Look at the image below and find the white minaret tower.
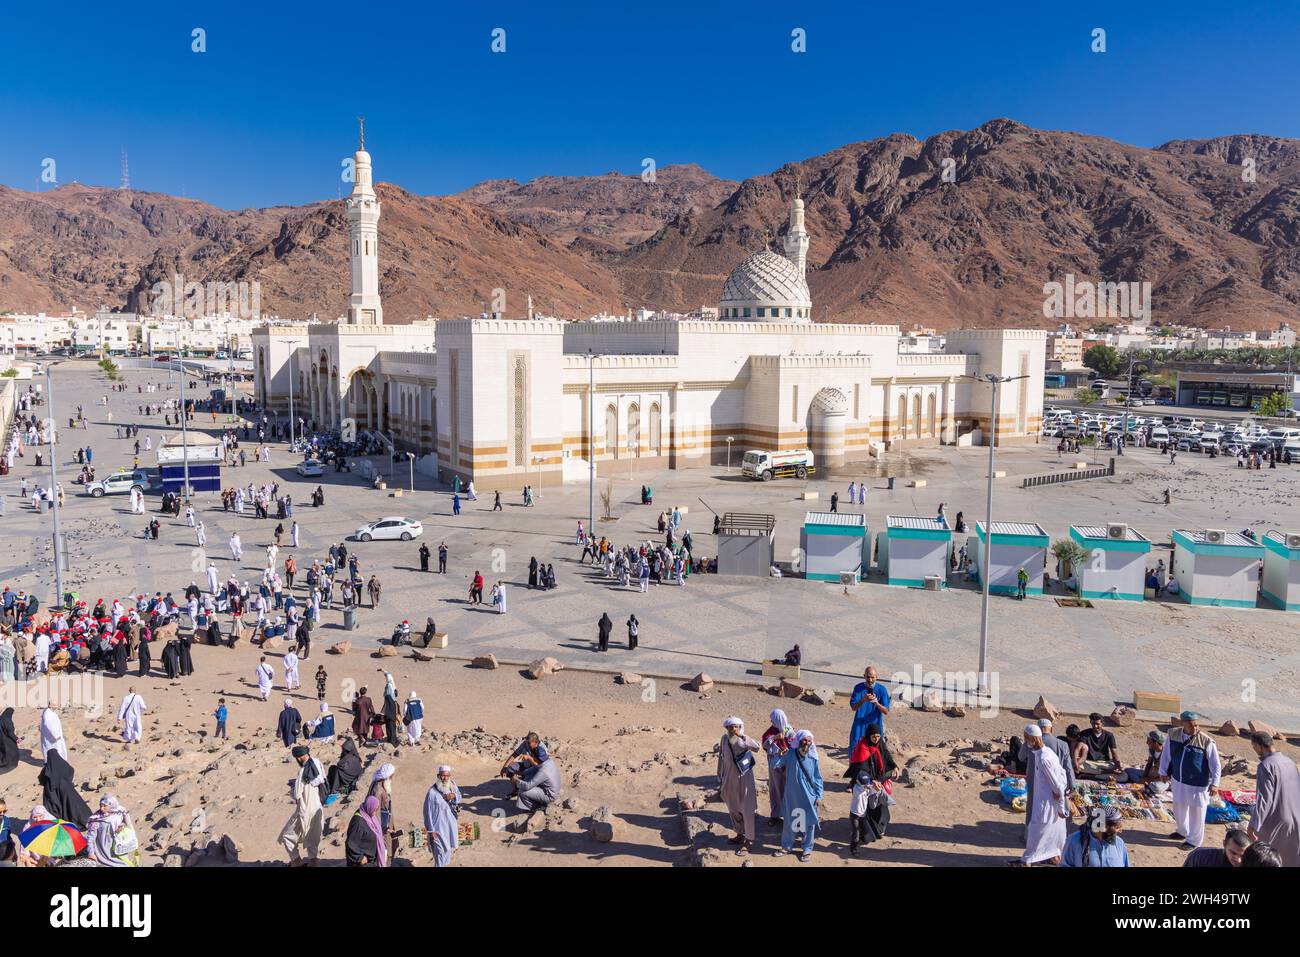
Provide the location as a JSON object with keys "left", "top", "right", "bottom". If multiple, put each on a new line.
{"left": 784, "top": 192, "right": 809, "bottom": 281}
{"left": 346, "top": 117, "right": 383, "bottom": 325}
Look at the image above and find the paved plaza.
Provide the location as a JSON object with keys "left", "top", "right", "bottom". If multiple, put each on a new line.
{"left": 7, "top": 360, "right": 1300, "bottom": 729}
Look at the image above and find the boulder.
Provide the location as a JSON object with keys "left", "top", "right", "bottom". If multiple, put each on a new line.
{"left": 616, "top": 672, "right": 642, "bottom": 686}
{"left": 528, "top": 656, "right": 563, "bottom": 679}
{"left": 376, "top": 644, "right": 398, "bottom": 658}
{"left": 806, "top": 687, "right": 835, "bottom": 707}
{"left": 779, "top": 678, "right": 806, "bottom": 699}
{"left": 1032, "top": 696, "right": 1059, "bottom": 721}
{"left": 327, "top": 641, "right": 351, "bottom": 655}
{"left": 471, "top": 654, "right": 499, "bottom": 670}
{"left": 1248, "top": 719, "right": 1284, "bottom": 741}
{"left": 588, "top": 806, "right": 617, "bottom": 843}
{"left": 1109, "top": 706, "right": 1135, "bottom": 728}
{"left": 689, "top": 672, "right": 714, "bottom": 693}
{"left": 261, "top": 635, "right": 282, "bottom": 651}
{"left": 1218, "top": 720, "right": 1241, "bottom": 737}
{"left": 919, "top": 690, "right": 943, "bottom": 713}
{"left": 944, "top": 705, "right": 967, "bottom": 718}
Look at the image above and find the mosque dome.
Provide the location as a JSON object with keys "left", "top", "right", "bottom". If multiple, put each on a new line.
{"left": 719, "top": 250, "right": 811, "bottom": 321}
{"left": 810, "top": 387, "right": 849, "bottom": 415}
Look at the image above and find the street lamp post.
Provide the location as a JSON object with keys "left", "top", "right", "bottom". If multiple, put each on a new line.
{"left": 587, "top": 350, "right": 596, "bottom": 535}
{"left": 45, "top": 368, "right": 65, "bottom": 606}
{"left": 287, "top": 348, "right": 296, "bottom": 451}
{"left": 174, "top": 360, "right": 192, "bottom": 502}
{"left": 962, "top": 372, "right": 1029, "bottom": 694}
{"left": 726, "top": 435, "right": 735, "bottom": 470}
{"left": 407, "top": 452, "right": 415, "bottom": 493}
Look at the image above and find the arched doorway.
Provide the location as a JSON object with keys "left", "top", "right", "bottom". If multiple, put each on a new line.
{"left": 912, "top": 394, "right": 923, "bottom": 438}
{"left": 605, "top": 404, "right": 618, "bottom": 458}
{"left": 627, "top": 403, "right": 640, "bottom": 457}
{"left": 927, "top": 393, "right": 937, "bottom": 437}
{"left": 649, "top": 402, "right": 662, "bottom": 455}
{"left": 897, "top": 394, "right": 908, "bottom": 439}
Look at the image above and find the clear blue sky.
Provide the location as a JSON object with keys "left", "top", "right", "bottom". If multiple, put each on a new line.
{"left": 3, "top": 1, "right": 1298, "bottom": 209}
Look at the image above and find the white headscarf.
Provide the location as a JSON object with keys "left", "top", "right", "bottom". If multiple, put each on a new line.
{"left": 1023, "top": 724, "right": 1042, "bottom": 738}
{"left": 372, "top": 762, "right": 395, "bottom": 783}
{"left": 793, "top": 729, "right": 818, "bottom": 758}
{"left": 722, "top": 716, "right": 743, "bottom": 730}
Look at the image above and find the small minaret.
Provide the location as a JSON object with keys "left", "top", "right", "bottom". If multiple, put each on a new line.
{"left": 784, "top": 192, "right": 809, "bottom": 281}
{"left": 346, "top": 117, "right": 383, "bottom": 325}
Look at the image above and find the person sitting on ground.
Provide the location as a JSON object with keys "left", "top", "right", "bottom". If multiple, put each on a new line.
{"left": 513, "top": 752, "right": 562, "bottom": 817}
{"left": 1076, "top": 713, "right": 1121, "bottom": 777}
{"left": 500, "top": 732, "right": 549, "bottom": 797}
{"left": 1060, "top": 805, "right": 1130, "bottom": 867}
{"left": 1127, "top": 730, "right": 1169, "bottom": 793}
{"left": 1165, "top": 576, "right": 1181, "bottom": 595}
{"left": 1241, "top": 842, "right": 1283, "bottom": 867}
{"left": 1183, "top": 827, "right": 1252, "bottom": 867}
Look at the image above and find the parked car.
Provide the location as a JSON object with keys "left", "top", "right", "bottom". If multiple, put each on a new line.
{"left": 353, "top": 517, "right": 423, "bottom": 542}
{"left": 295, "top": 459, "right": 325, "bottom": 477}
{"left": 86, "top": 469, "right": 151, "bottom": 497}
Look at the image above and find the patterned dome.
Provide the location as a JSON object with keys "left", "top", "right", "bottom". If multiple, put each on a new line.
{"left": 720, "top": 250, "right": 811, "bottom": 319}
{"left": 810, "top": 387, "right": 849, "bottom": 415}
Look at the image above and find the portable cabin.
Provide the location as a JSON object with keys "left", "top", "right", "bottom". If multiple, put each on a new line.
{"left": 1260, "top": 530, "right": 1300, "bottom": 612}
{"left": 157, "top": 432, "right": 223, "bottom": 494}
{"left": 972, "top": 521, "right": 1049, "bottom": 596}
{"left": 717, "top": 512, "right": 776, "bottom": 577}
{"left": 800, "top": 511, "right": 868, "bottom": 582}
{"left": 878, "top": 515, "right": 952, "bottom": 587}
{"left": 1069, "top": 523, "right": 1151, "bottom": 602}
{"left": 1170, "top": 529, "right": 1264, "bottom": 609}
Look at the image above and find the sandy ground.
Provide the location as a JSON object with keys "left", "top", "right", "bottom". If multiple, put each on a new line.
{"left": 1, "top": 640, "right": 1289, "bottom": 867}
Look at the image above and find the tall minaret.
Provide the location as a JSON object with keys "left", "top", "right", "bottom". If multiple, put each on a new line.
{"left": 784, "top": 191, "right": 809, "bottom": 281}
{"left": 346, "top": 117, "right": 383, "bottom": 325}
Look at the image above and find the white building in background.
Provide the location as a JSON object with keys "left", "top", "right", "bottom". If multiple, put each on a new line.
{"left": 256, "top": 133, "right": 1046, "bottom": 488}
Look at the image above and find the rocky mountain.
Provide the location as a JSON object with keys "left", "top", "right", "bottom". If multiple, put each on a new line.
{"left": 0, "top": 182, "right": 624, "bottom": 321}
{"left": 4, "top": 121, "right": 1300, "bottom": 330}
{"left": 456, "top": 163, "right": 737, "bottom": 253}
{"left": 612, "top": 120, "right": 1300, "bottom": 331}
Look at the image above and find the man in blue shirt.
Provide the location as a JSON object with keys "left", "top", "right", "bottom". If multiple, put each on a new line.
{"left": 1061, "top": 806, "right": 1130, "bottom": 867}
{"left": 849, "top": 665, "right": 890, "bottom": 753}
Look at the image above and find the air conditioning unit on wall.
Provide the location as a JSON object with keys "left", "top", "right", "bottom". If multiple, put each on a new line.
{"left": 1107, "top": 523, "right": 1129, "bottom": 540}
{"left": 1285, "top": 532, "right": 1300, "bottom": 550}
{"left": 1204, "top": 529, "right": 1226, "bottom": 545}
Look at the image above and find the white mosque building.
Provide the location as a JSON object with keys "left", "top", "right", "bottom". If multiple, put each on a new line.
{"left": 254, "top": 132, "right": 1045, "bottom": 488}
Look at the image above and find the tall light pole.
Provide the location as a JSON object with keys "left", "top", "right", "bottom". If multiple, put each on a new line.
{"left": 962, "top": 372, "right": 1029, "bottom": 694}
{"left": 726, "top": 435, "right": 735, "bottom": 470}
{"left": 45, "top": 368, "right": 65, "bottom": 606}
{"left": 172, "top": 359, "right": 192, "bottom": 502}
{"left": 587, "top": 349, "right": 596, "bottom": 534}
{"left": 287, "top": 348, "right": 296, "bottom": 451}
{"left": 407, "top": 451, "right": 415, "bottom": 493}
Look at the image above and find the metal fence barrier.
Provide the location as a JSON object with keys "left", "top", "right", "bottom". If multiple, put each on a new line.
{"left": 1022, "top": 457, "right": 1116, "bottom": 489}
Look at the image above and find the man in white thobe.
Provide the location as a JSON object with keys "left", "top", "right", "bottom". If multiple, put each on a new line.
{"left": 117, "top": 688, "right": 147, "bottom": 744}
{"left": 266, "top": 543, "right": 278, "bottom": 570}
{"left": 196, "top": 521, "right": 206, "bottom": 547}
{"left": 1020, "top": 724, "right": 1068, "bottom": 865}
{"left": 279, "top": 745, "right": 325, "bottom": 865}
{"left": 206, "top": 562, "right": 220, "bottom": 595}
{"left": 40, "top": 706, "right": 68, "bottom": 761}
{"left": 34, "top": 631, "right": 52, "bottom": 673}
{"left": 255, "top": 656, "right": 275, "bottom": 700}
{"left": 1159, "top": 710, "right": 1221, "bottom": 850}
{"left": 283, "top": 649, "right": 300, "bottom": 691}
{"left": 229, "top": 533, "right": 243, "bottom": 562}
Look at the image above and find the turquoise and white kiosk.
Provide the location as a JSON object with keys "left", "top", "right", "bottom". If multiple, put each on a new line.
{"left": 878, "top": 515, "right": 952, "bottom": 587}
{"left": 800, "top": 511, "right": 869, "bottom": 582}
{"left": 1170, "top": 529, "right": 1264, "bottom": 609}
{"left": 1069, "top": 523, "right": 1151, "bottom": 602}
{"left": 972, "top": 521, "right": 1049, "bottom": 596}
{"left": 1261, "top": 531, "right": 1300, "bottom": 612}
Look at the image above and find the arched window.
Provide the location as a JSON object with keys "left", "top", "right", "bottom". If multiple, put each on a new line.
{"left": 897, "top": 394, "right": 908, "bottom": 437}
{"left": 649, "top": 402, "right": 662, "bottom": 454}
{"left": 627, "top": 403, "right": 640, "bottom": 457}
{"left": 912, "top": 394, "right": 923, "bottom": 438}
{"left": 927, "top": 393, "right": 938, "bottom": 437}
{"left": 605, "top": 404, "right": 618, "bottom": 458}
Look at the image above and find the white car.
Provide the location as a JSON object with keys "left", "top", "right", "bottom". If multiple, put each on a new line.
{"left": 354, "top": 517, "right": 423, "bottom": 542}
{"left": 295, "top": 459, "right": 325, "bottom": 477}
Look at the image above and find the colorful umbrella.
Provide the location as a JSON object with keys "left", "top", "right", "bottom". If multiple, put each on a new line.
{"left": 19, "top": 819, "right": 87, "bottom": 857}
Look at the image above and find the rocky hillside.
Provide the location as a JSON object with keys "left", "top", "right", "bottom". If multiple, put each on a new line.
{"left": 5, "top": 121, "right": 1300, "bottom": 330}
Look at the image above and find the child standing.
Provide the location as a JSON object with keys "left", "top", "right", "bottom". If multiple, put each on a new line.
{"left": 315, "top": 665, "right": 328, "bottom": 702}
{"left": 214, "top": 698, "right": 228, "bottom": 740}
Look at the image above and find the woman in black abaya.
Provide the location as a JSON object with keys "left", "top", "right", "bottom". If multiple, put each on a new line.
{"left": 39, "top": 751, "right": 92, "bottom": 828}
